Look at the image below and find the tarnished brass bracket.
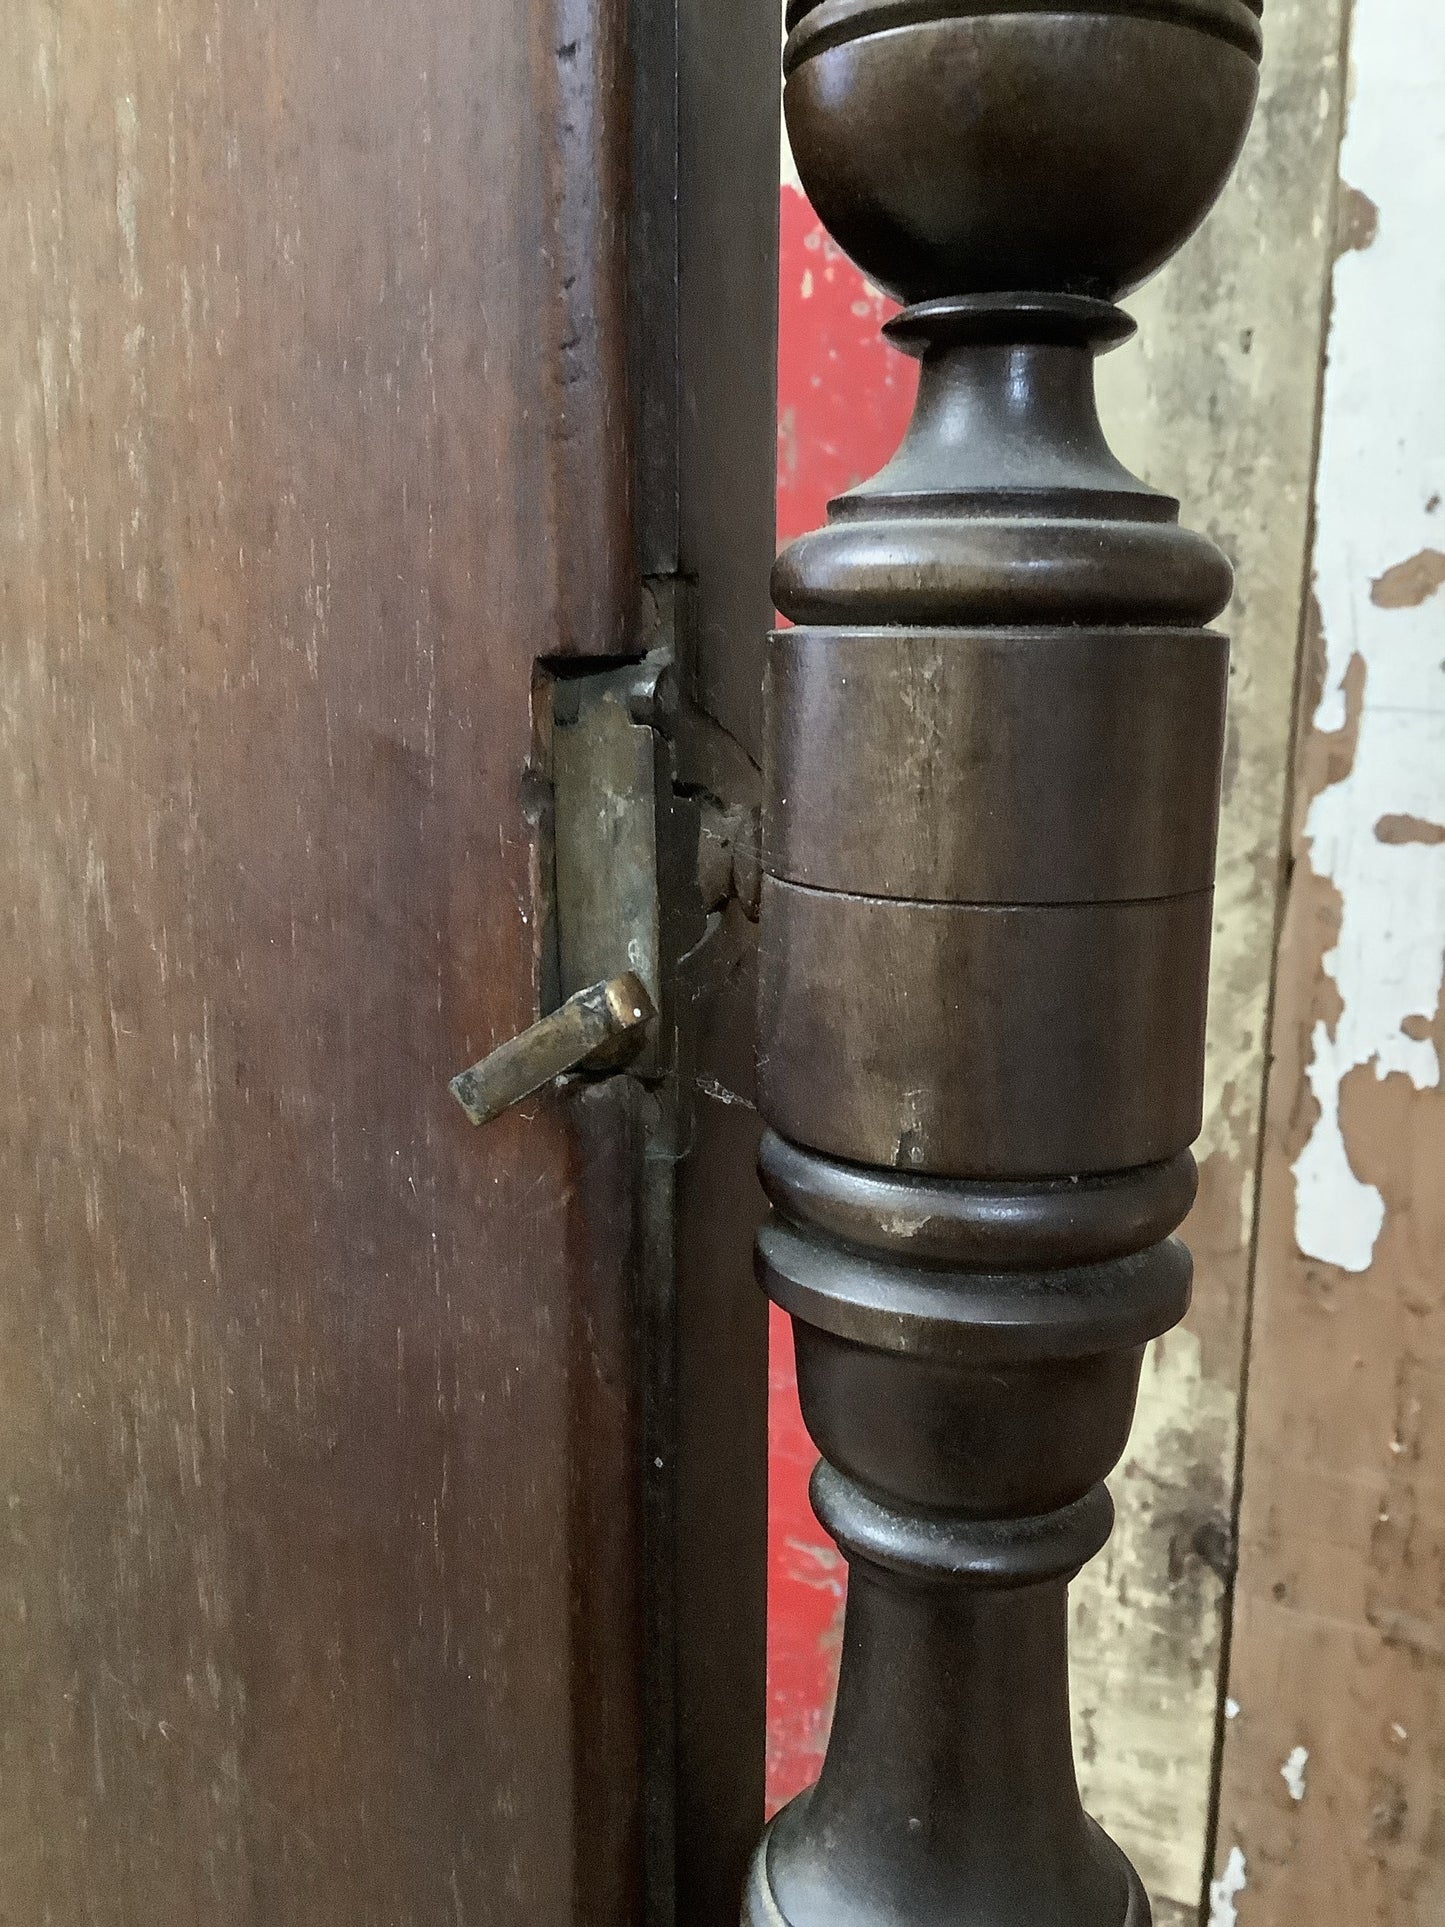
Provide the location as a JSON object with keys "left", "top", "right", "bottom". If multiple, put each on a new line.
{"left": 550, "top": 648, "right": 676, "bottom": 1077}
{"left": 448, "top": 591, "right": 762, "bottom": 1130}
{"left": 448, "top": 622, "right": 682, "bottom": 1127}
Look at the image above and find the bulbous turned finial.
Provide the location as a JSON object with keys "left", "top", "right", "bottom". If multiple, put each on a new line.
{"left": 772, "top": 3, "right": 1263, "bottom": 644}
{"left": 783, "top": 0, "right": 1262, "bottom": 304}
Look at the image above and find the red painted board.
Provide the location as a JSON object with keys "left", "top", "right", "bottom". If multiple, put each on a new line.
{"left": 767, "top": 185, "right": 917, "bottom": 1814}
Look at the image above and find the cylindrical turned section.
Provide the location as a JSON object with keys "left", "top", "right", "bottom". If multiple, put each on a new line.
{"left": 757, "top": 1569, "right": 1144, "bottom": 1927}
{"left": 765, "top": 626, "right": 1228, "bottom": 903}
{"left": 757, "top": 878, "right": 1213, "bottom": 1176}
{"left": 757, "top": 1173, "right": 1193, "bottom": 1516}
{"left": 748, "top": 3, "right": 1260, "bottom": 1918}
{"left": 793, "top": 1327, "right": 1147, "bottom": 1517}
{"left": 772, "top": 513, "right": 1234, "bottom": 629}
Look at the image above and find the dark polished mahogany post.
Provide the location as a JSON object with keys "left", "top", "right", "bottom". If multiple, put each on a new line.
{"left": 749, "top": 4, "right": 1262, "bottom": 1923}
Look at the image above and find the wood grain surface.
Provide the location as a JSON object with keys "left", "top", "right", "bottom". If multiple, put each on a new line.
{"left": 0, "top": 2, "right": 650, "bottom": 1919}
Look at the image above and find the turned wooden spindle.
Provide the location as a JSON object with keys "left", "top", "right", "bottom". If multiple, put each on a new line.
{"left": 749, "top": 5, "right": 1262, "bottom": 1924}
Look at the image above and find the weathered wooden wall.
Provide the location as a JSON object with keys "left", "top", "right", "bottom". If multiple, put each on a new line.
{"left": 1075, "top": 2, "right": 1350, "bottom": 1913}
{"left": 769, "top": 2, "right": 1445, "bottom": 1918}
{"left": 1211, "top": 2, "right": 1445, "bottom": 1918}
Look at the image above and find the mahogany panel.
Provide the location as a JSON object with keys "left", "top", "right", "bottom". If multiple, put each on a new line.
{"left": 0, "top": 1, "right": 647, "bottom": 1920}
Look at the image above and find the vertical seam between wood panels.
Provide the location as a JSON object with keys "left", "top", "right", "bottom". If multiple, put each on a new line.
{"left": 1195, "top": 1, "right": 1359, "bottom": 1908}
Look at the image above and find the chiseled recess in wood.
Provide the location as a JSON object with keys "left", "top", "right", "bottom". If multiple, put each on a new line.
{"left": 1213, "top": 2, "right": 1445, "bottom": 1916}
{"left": 1068, "top": 1, "right": 1350, "bottom": 1910}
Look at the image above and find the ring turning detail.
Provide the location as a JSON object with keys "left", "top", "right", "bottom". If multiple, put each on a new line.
{"left": 748, "top": 5, "right": 1260, "bottom": 1923}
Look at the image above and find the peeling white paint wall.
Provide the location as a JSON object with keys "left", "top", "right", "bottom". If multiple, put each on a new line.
{"left": 1081, "top": 3, "right": 1353, "bottom": 1907}
{"left": 1292, "top": 0, "right": 1445, "bottom": 1273}
{"left": 1209, "top": 1846, "right": 1249, "bottom": 1927}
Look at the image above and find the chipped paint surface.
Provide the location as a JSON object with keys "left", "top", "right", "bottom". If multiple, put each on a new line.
{"left": 1209, "top": 1847, "right": 1249, "bottom": 1927}
{"left": 1074, "top": 0, "right": 1351, "bottom": 1906}
{"left": 1070, "top": 1325, "right": 1234, "bottom": 1892}
{"left": 1214, "top": 1, "right": 1445, "bottom": 1915}
{"left": 1290, "top": 4, "right": 1445, "bottom": 1275}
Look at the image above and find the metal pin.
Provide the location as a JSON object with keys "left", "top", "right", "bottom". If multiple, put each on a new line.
{"left": 448, "top": 972, "right": 655, "bottom": 1127}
